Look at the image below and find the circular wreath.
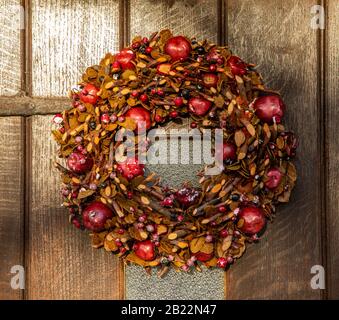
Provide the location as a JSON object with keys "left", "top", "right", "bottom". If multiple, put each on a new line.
{"left": 52, "top": 30, "right": 298, "bottom": 275}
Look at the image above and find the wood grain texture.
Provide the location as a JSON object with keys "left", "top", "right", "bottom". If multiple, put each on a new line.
{"left": 26, "top": 116, "right": 124, "bottom": 299}
{"left": 129, "top": 0, "right": 218, "bottom": 43}
{"left": 0, "top": 96, "right": 69, "bottom": 115}
{"left": 326, "top": 0, "right": 339, "bottom": 299}
{"left": 0, "top": 117, "right": 24, "bottom": 300}
{"left": 31, "top": 0, "right": 120, "bottom": 97}
{"left": 226, "top": 0, "right": 322, "bottom": 299}
{"left": 0, "top": 0, "right": 22, "bottom": 96}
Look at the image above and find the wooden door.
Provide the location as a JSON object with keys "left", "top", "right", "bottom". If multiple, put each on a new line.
{"left": 0, "top": 0, "right": 338, "bottom": 300}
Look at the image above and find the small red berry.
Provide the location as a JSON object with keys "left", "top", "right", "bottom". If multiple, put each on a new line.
{"left": 117, "top": 228, "right": 125, "bottom": 234}
{"left": 142, "top": 37, "right": 149, "bottom": 44}
{"left": 177, "top": 214, "right": 184, "bottom": 222}
{"left": 146, "top": 224, "right": 155, "bottom": 233}
{"left": 217, "top": 257, "right": 228, "bottom": 269}
{"left": 205, "top": 235, "right": 213, "bottom": 243}
{"left": 137, "top": 222, "right": 144, "bottom": 229}
{"left": 182, "top": 265, "right": 189, "bottom": 272}
{"left": 127, "top": 191, "right": 133, "bottom": 199}
{"left": 219, "top": 229, "right": 228, "bottom": 238}
{"left": 227, "top": 256, "right": 234, "bottom": 264}
{"left": 154, "top": 114, "right": 164, "bottom": 123}
{"left": 132, "top": 42, "right": 141, "bottom": 50}
{"left": 169, "top": 110, "right": 178, "bottom": 118}
{"left": 138, "top": 214, "right": 147, "bottom": 223}
{"left": 52, "top": 113, "right": 63, "bottom": 125}
{"left": 209, "top": 64, "right": 217, "bottom": 72}
{"left": 118, "top": 115, "right": 125, "bottom": 122}
{"left": 131, "top": 90, "right": 139, "bottom": 98}
{"left": 157, "top": 88, "right": 164, "bottom": 96}
{"left": 140, "top": 94, "right": 148, "bottom": 103}
{"left": 161, "top": 197, "right": 173, "bottom": 207}
{"left": 190, "top": 122, "right": 197, "bottom": 129}
{"left": 145, "top": 46, "right": 153, "bottom": 54}
{"left": 218, "top": 206, "right": 226, "bottom": 213}
{"left": 100, "top": 113, "right": 110, "bottom": 124}
{"left": 115, "top": 240, "right": 123, "bottom": 247}
{"left": 174, "top": 96, "right": 184, "bottom": 107}
{"left": 151, "top": 88, "right": 157, "bottom": 95}
{"left": 110, "top": 114, "right": 118, "bottom": 123}
{"left": 120, "top": 247, "right": 127, "bottom": 254}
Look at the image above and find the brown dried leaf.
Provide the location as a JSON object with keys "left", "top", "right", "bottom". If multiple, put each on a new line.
{"left": 78, "top": 189, "right": 95, "bottom": 199}
{"left": 235, "top": 130, "right": 245, "bottom": 147}
{"left": 189, "top": 237, "right": 205, "bottom": 254}
{"left": 211, "top": 184, "right": 222, "bottom": 193}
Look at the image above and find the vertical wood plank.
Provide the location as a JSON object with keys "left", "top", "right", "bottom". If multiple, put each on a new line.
{"left": 129, "top": 0, "right": 218, "bottom": 42}
{"left": 326, "top": 0, "right": 339, "bottom": 299}
{"left": 31, "top": 0, "right": 120, "bottom": 97}
{"left": 0, "top": 117, "right": 24, "bottom": 299}
{"left": 26, "top": 115, "right": 124, "bottom": 299}
{"left": 0, "top": 0, "right": 22, "bottom": 95}
{"left": 127, "top": 0, "right": 224, "bottom": 300}
{"left": 226, "top": 0, "right": 322, "bottom": 299}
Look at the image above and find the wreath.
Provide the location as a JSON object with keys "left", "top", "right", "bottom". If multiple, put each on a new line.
{"left": 52, "top": 30, "right": 298, "bottom": 276}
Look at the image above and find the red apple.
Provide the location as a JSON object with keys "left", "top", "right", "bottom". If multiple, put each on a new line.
{"left": 134, "top": 240, "right": 155, "bottom": 261}
{"left": 227, "top": 56, "right": 247, "bottom": 76}
{"left": 202, "top": 73, "right": 219, "bottom": 88}
{"left": 82, "top": 202, "right": 113, "bottom": 232}
{"left": 188, "top": 97, "right": 212, "bottom": 116}
{"left": 253, "top": 95, "right": 285, "bottom": 124}
{"left": 116, "top": 157, "right": 145, "bottom": 181}
{"left": 115, "top": 48, "right": 136, "bottom": 70}
{"left": 194, "top": 252, "right": 213, "bottom": 262}
{"left": 237, "top": 207, "right": 266, "bottom": 235}
{"left": 164, "top": 36, "right": 192, "bottom": 61}
{"left": 265, "top": 167, "right": 283, "bottom": 189}
{"left": 215, "top": 142, "right": 237, "bottom": 161}
{"left": 67, "top": 151, "right": 93, "bottom": 174}
{"left": 79, "top": 84, "right": 99, "bottom": 105}
{"left": 125, "top": 106, "right": 151, "bottom": 132}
